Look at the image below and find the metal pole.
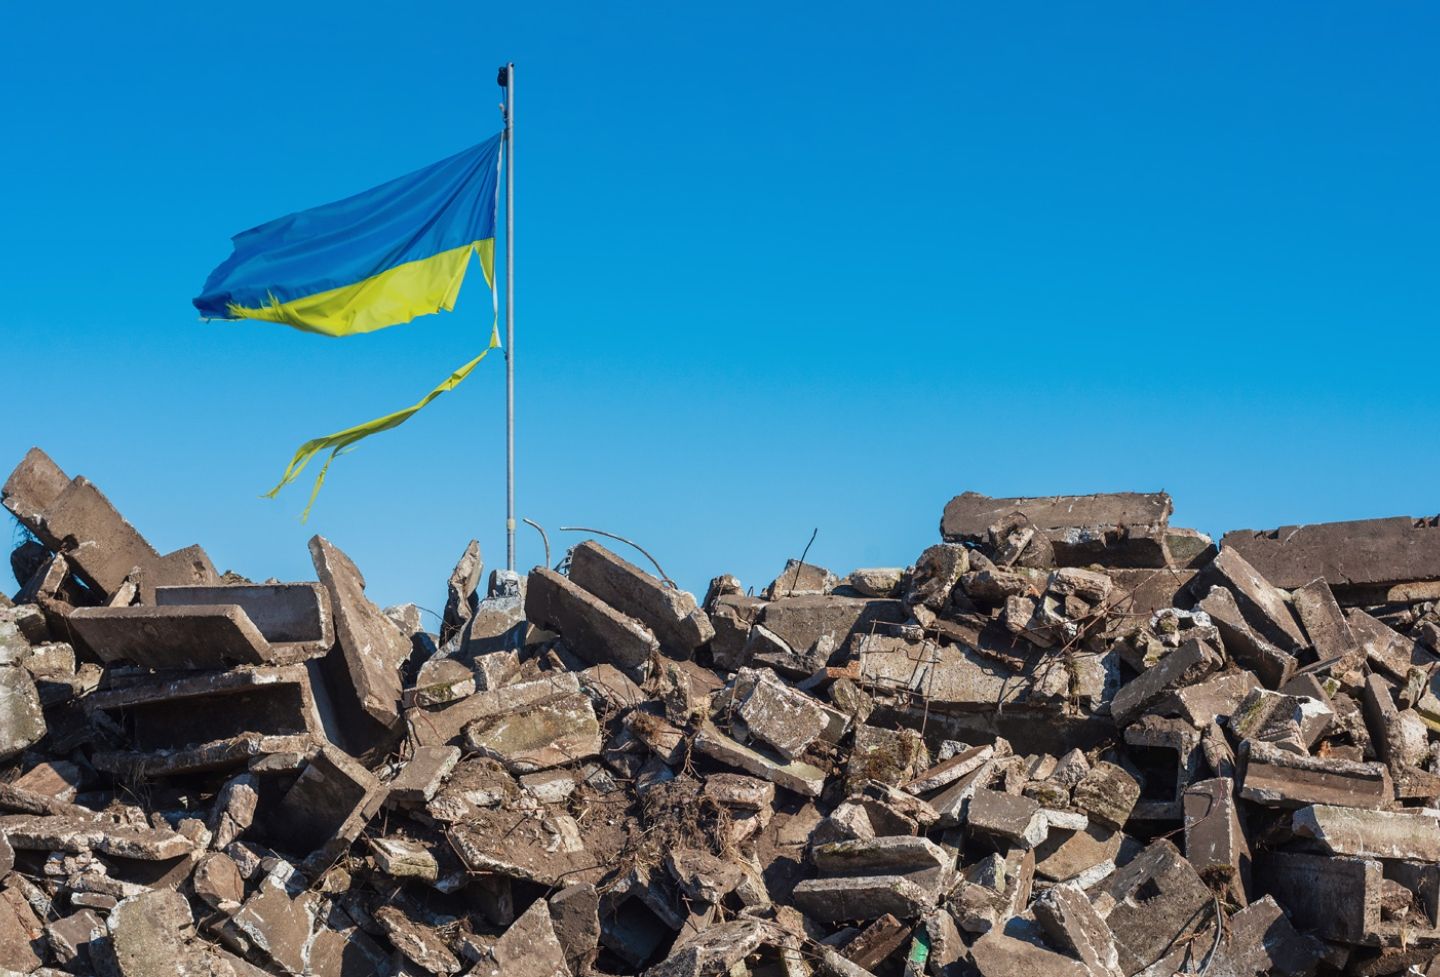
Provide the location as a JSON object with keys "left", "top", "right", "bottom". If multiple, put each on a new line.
{"left": 502, "top": 63, "right": 516, "bottom": 571}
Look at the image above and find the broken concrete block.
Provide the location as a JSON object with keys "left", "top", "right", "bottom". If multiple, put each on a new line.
{"left": 1206, "top": 894, "right": 1324, "bottom": 977}
{"left": 1292, "top": 804, "right": 1440, "bottom": 861}
{"left": 1124, "top": 714, "right": 1202, "bottom": 820}
{"left": 0, "top": 882, "right": 44, "bottom": 973}
{"left": 375, "top": 905, "right": 462, "bottom": 974}
{"left": 1070, "top": 761, "right": 1140, "bottom": 830}
{"left": 811, "top": 836, "right": 952, "bottom": 886}
{"left": 1169, "top": 669, "right": 1261, "bottom": 728}
{"left": 410, "top": 671, "right": 583, "bottom": 747}
{"left": 1093, "top": 838, "right": 1210, "bottom": 976}
{"left": 759, "top": 595, "right": 907, "bottom": 664}
{"left": 693, "top": 722, "right": 826, "bottom": 797}
{"left": 525, "top": 566, "right": 659, "bottom": 676}
{"left": 790, "top": 875, "right": 936, "bottom": 923}
{"left": 85, "top": 665, "right": 324, "bottom": 777}
{"left": 1183, "top": 777, "right": 1249, "bottom": 902}
{"left": 2, "top": 447, "right": 217, "bottom": 602}
{"left": 839, "top": 913, "right": 910, "bottom": 970}
{"left": 967, "top": 929, "right": 1092, "bottom": 977}
{"left": 1195, "top": 584, "right": 1297, "bottom": 688}
{"left": 477, "top": 897, "right": 573, "bottom": 976}
{"left": 567, "top": 540, "right": 714, "bottom": 659}
{"left": 1033, "top": 883, "right": 1123, "bottom": 977}
{"left": 155, "top": 582, "right": 334, "bottom": 659}
{"left": 847, "top": 567, "right": 904, "bottom": 598}
{"left": 764, "top": 559, "right": 838, "bottom": 600}
{"left": 1291, "top": 577, "right": 1362, "bottom": 666}
{"left": 0, "top": 661, "right": 45, "bottom": 762}
{"left": 273, "top": 746, "right": 387, "bottom": 868}
{"left": 68, "top": 604, "right": 274, "bottom": 669}
{"left": 388, "top": 745, "right": 461, "bottom": 805}
{"left": 940, "top": 491, "right": 1174, "bottom": 568}
{"left": 209, "top": 773, "right": 259, "bottom": 850}
{"left": 462, "top": 692, "right": 602, "bottom": 772}
{"left": 1109, "top": 636, "right": 1222, "bottom": 726}
{"left": 847, "top": 723, "right": 929, "bottom": 790}
{"left": 47, "top": 906, "right": 107, "bottom": 971}
{"left": 1240, "top": 740, "right": 1392, "bottom": 809}
{"left": 109, "top": 889, "right": 202, "bottom": 977}
{"left": 226, "top": 876, "right": 322, "bottom": 975}
{"left": 966, "top": 788, "right": 1048, "bottom": 849}
{"left": 0, "top": 814, "right": 195, "bottom": 859}
{"left": 734, "top": 667, "right": 828, "bottom": 760}
{"left": 310, "top": 535, "right": 410, "bottom": 749}
{"left": 1221, "top": 515, "right": 1440, "bottom": 593}
{"left": 905, "top": 544, "right": 969, "bottom": 610}
{"left": 548, "top": 883, "right": 599, "bottom": 974}
{"left": 193, "top": 850, "right": 246, "bottom": 911}
{"left": 1257, "top": 850, "right": 1381, "bottom": 943}
{"left": 1230, "top": 686, "right": 1332, "bottom": 751}
{"left": 1193, "top": 546, "right": 1308, "bottom": 652}
{"left": 448, "top": 807, "right": 592, "bottom": 887}
{"left": 441, "top": 539, "right": 483, "bottom": 645}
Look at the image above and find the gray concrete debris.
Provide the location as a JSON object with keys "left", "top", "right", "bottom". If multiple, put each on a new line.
{"left": 764, "top": 558, "right": 838, "bottom": 599}
{"left": 68, "top": 604, "right": 275, "bottom": 669}
{"left": 568, "top": 540, "right": 714, "bottom": 659}
{"left": 309, "top": 534, "right": 411, "bottom": 751}
{"left": 155, "top": 582, "right": 334, "bottom": 659}
{"left": 1033, "top": 883, "right": 1124, "bottom": 977}
{"left": 0, "top": 658, "right": 45, "bottom": 761}
{"left": 2, "top": 447, "right": 217, "bottom": 603}
{"left": 8, "top": 450, "right": 1440, "bottom": 974}
{"left": 525, "top": 565, "right": 660, "bottom": 676}
{"left": 441, "top": 539, "right": 483, "bottom": 645}
{"left": 477, "top": 897, "right": 573, "bottom": 976}
{"left": 1221, "top": 514, "right": 1440, "bottom": 593}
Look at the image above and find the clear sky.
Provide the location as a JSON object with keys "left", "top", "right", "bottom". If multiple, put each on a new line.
{"left": 3, "top": 3, "right": 1438, "bottom": 615}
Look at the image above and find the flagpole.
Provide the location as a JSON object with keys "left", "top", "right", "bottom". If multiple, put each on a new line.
{"left": 501, "top": 63, "right": 516, "bottom": 571}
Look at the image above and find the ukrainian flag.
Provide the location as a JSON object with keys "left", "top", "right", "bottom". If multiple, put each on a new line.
{"left": 194, "top": 134, "right": 502, "bottom": 335}
{"left": 193, "top": 135, "right": 503, "bottom": 517}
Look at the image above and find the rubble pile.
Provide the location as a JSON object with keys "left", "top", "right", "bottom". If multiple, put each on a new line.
{"left": 5, "top": 448, "right": 1440, "bottom": 976}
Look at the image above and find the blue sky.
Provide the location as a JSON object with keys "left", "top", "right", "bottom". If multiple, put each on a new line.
{"left": 3, "top": 3, "right": 1438, "bottom": 614}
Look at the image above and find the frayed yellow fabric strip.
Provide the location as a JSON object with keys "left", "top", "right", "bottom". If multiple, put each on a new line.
{"left": 264, "top": 241, "right": 500, "bottom": 520}
{"left": 264, "top": 324, "right": 501, "bottom": 521}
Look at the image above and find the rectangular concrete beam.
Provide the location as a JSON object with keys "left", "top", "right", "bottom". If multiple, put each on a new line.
{"left": 1292, "top": 804, "right": 1440, "bottom": 861}
{"left": 1257, "top": 850, "right": 1380, "bottom": 943}
{"left": 524, "top": 566, "right": 659, "bottom": 676}
{"left": 1239, "top": 740, "right": 1392, "bottom": 810}
{"left": 155, "top": 583, "right": 333, "bottom": 655}
{"left": 67, "top": 605, "right": 272, "bottom": 669}
{"left": 567, "top": 540, "right": 714, "bottom": 659}
{"left": 940, "top": 491, "right": 1175, "bottom": 568}
{"left": 1221, "top": 515, "right": 1440, "bottom": 592}
{"left": 85, "top": 665, "right": 323, "bottom": 777}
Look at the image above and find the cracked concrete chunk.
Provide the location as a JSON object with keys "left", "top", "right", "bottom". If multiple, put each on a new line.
{"left": 0, "top": 882, "right": 44, "bottom": 973}
{"left": 1291, "top": 804, "right": 1440, "bottom": 861}
{"left": 0, "top": 662, "right": 45, "bottom": 761}
{"left": 69, "top": 604, "right": 274, "bottom": 669}
{"left": 0, "top": 814, "right": 195, "bottom": 859}
{"left": 474, "top": 898, "right": 572, "bottom": 977}
{"left": 155, "top": 582, "right": 334, "bottom": 659}
{"left": 733, "top": 667, "right": 828, "bottom": 760}
{"left": 375, "top": 905, "right": 461, "bottom": 975}
{"left": 309, "top": 534, "right": 409, "bottom": 741}
{"left": 693, "top": 722, "right": 826, "bottom": 797}
{"left": 525, "top": 566, "right": 659, "bottom": 676}
{"left": 568, "top": 540, "right": 714, "bottom": 659}
{"left": 463, "top": 692, "right": 601, "bottom": 772}
{"left": 1193, "top": 546, "right": 1307, "bottom": 652}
